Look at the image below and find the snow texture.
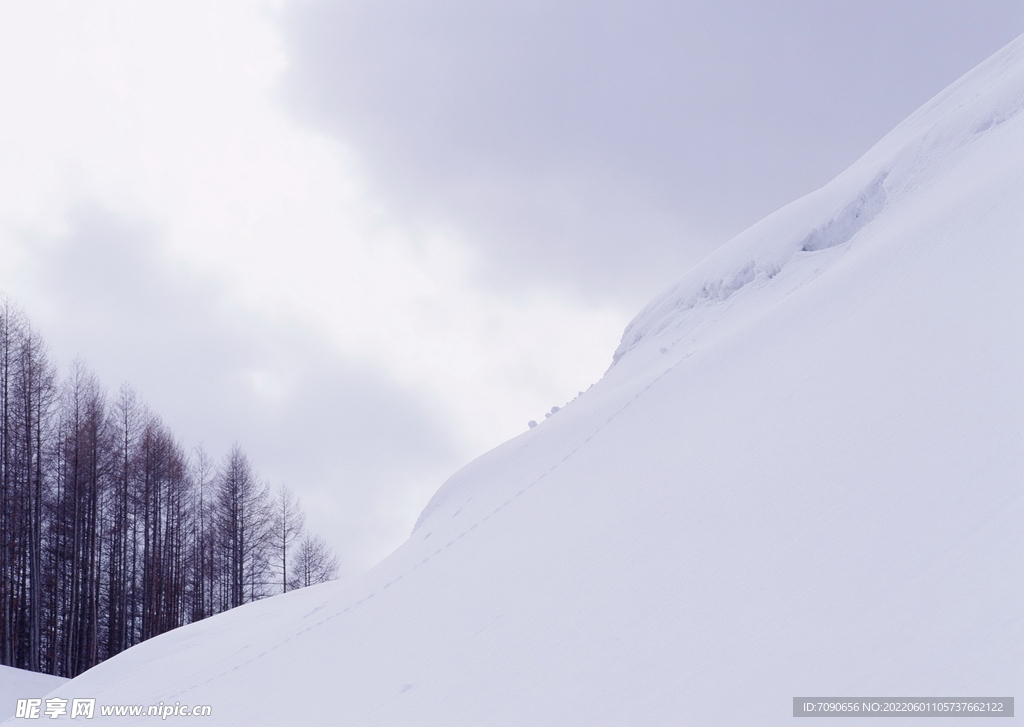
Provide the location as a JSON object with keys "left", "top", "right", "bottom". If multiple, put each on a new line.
{"left": 0, "top": 666, "right": 67, "bottom": 720}
{"left": 6, "top": 33, "right": 1024, "bottom": 727}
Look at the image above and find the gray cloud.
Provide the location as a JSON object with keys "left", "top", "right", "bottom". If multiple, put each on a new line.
{"left": 282, "top": 0, "right": 1024, "bottom": 305}
{"left": 12, "top": 204, "right": 463, "bottom": 573}
{"left": 6, "top": 3, "right": 1021, "bottom": 577}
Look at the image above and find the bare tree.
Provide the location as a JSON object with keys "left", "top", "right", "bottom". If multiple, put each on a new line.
{"left": 103, "top": 384, "right": 141, "bottom": 658}
{"left": 50, "top": 361, "right": 110, "bottom": 676}
{"left": 271, "top": 486, "right": 305, "bottom": 594}
{"left": 188, "top": 446, "right": 216, "bottom": 621}
{"left": 215, "top": 446, "right": 271, "bottom": 608}
{"left": 0, "top": 298, "right": 25, "bottom": 666}
{"left": 288, "top": 534, "right": 339, "bottom": 591}
{"left": 16, "top": 321, "right": 56, "bottom": 672}
{"left": 0, "top": 297, "right": 340, "bottom": 676}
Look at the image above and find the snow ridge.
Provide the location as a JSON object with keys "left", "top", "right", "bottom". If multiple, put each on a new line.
{"left": 611, "top": 169, "right": 893, "bottom": 365}
{"left": 613, "top": 34, "right": 1024, "bottom": 368}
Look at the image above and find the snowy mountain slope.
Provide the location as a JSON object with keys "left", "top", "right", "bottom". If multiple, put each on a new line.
{"left": 8, "top": 35, "right": 1024, "bottom": 726}
{"left": 0, "top": 666, "right": 67, "bottom": 721}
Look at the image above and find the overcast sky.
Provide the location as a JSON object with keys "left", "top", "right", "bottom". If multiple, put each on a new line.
{"left": 0, "top": 1, "right": 1021, "bottom": 575}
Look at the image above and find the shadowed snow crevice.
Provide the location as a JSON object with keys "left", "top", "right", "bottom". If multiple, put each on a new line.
{"left": 801, "top": 172, "right": 888, "bottom": 252}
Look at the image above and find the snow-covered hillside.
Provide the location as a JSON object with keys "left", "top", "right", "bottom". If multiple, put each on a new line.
{"left": 0, "top": 666, "right": 66, "bottom": 720}
{"left": 7, "top": 34, "right": 1023, "bottom": 726}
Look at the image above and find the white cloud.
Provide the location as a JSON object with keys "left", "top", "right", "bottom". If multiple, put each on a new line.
{"left": 0, "top": 0, "right": 627, "bottom": 570}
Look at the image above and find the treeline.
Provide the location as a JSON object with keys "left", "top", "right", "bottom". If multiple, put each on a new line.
{"left": 0, "top": 298, "right": 338, "bottom": 678}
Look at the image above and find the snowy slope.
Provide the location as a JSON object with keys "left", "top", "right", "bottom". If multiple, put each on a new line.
{"left": 0, "top": 666, "right": 67, "bottom": 720}
{"left": 8, "top": 35, "right": 1024, "bottom": 726}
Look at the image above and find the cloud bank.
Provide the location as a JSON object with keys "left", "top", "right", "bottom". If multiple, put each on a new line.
{"left": 0, "top": 0, "right": 1019, "bottom": 572}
